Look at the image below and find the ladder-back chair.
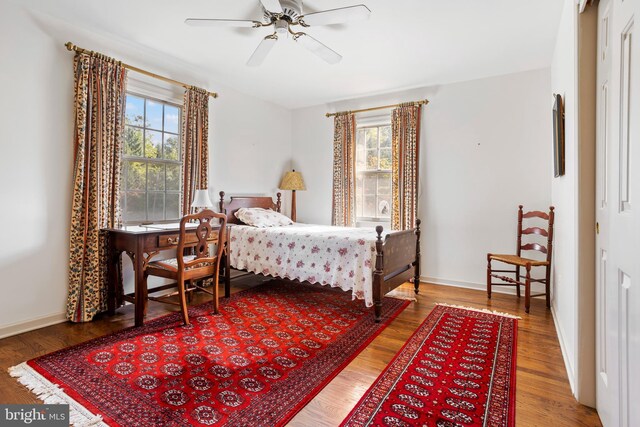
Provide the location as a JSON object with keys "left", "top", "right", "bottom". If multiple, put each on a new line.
{"left": 144, "top": 210, "right": 227, "bottom": 325}
{"left": 487, "top": 205, "right": 555, "bottom": 313}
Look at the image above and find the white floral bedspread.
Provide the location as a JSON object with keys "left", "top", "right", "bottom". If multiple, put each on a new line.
{"left": 228, "top": 224, "right": 378, "bottom": 306}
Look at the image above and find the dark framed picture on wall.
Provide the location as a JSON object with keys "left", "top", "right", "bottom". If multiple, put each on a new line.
{"left": 553, "top": 93, "right": 565, "bottom": 177}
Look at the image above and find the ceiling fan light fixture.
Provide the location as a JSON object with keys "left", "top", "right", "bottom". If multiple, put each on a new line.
{"left": 274, "top": 19, "right": 288, "bottom": 34}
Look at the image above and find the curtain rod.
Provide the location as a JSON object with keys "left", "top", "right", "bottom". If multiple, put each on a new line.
{"left": 65, "top": 42, "right": 218, "bottom": 99}
{"left": 325, "top": 99, "right": 428, "bottom": 117}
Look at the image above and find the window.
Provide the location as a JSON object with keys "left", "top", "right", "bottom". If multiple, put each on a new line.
{"left": 355, "top": 124, "right": 392, "bottom": 223}
{"left": 121, "top": 93, "right": 182, "bottom": 223}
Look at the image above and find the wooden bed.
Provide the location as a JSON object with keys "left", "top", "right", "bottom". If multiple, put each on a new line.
{"left": 218, "top": 191, "right": 421, "bottom": 322}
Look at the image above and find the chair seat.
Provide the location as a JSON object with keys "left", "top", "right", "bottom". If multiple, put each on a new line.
{"left": 148, "top": 255, "right": 215, "bottom": 272}
{"left": 489, "top": 254, "right": 549, "bottom": 267}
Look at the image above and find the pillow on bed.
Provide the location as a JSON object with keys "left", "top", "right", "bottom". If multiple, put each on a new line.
{"left": 234, "top": 207, "right": 294, "bottom": 228}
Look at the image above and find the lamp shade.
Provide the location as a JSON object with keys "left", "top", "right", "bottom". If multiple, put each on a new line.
{"left": 191, "top": 189, "right": 214, "bottom": 209}
{"left": 279, "top": 170, "right": 306, "bottom": 191}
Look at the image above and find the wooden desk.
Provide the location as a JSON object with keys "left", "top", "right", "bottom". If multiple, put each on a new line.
{"left": 103, "top": 223, "right": 227, "bottom": 326}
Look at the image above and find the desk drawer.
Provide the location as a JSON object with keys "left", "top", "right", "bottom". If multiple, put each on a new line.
{"left": 158, "top": 233, "right": 218, "bottom": 247}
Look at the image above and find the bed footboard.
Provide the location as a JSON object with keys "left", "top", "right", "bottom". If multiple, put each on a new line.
{"left": 373, "top": 219, "right": 421, "bottom": 322}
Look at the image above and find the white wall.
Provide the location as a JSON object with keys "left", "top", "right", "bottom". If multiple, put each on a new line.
{"left": 550, "top": 0, "right": 578, "bottom": 391}
{"left": 549, "top": 0, "right": 597, "bottom": 407}
{"left": 0, "top": 1, "right": 291, "bottom": 337}
{"left": 292, "top": 69, "right": 552, "bottom": 291}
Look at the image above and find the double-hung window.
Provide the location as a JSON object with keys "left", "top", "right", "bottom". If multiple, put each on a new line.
{"left": 121, "top": 93, "right": 182, "bottom": 223}
{"left": 355, "top": 124, "right": 392, "bottom": 225}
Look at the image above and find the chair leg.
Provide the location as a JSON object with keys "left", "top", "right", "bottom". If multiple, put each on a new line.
{"left": 187, "top": 279, "right": 193, "bottom": 303}
{"left": 515, "top": 266, "right": 521, "bottom": 298}
{"left": 213, "top": 269, "right": 220, "bottom": 315}
{"left": 525, "top": 264, "right": 531, "bottom": 313}
{"left": 177, "top": 278, "right": 190, "bottom": 325}
{"left": 545, "top": 265, "right": 551, "bottom": 309}
{"left": 486, "top": 255, "right": 492, "bottom": 299}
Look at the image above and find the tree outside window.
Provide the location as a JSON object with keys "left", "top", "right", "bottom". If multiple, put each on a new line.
{"left": 355, "top": 124, "right": 392, "bottom": 222}
{"left": 121, "top": 93, "right": 182, "bottom": 223}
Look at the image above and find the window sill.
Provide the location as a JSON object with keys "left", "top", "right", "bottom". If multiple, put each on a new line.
{"left": 355, "top": 220, "right": 391, "bottom": 230}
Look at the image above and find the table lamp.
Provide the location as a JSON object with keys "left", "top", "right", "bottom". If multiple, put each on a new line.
{"left": 191, "top": 189, "right": 214, "bottom": 213}
{"left": 279, "top": 170, "right": 306, "bottom": 222}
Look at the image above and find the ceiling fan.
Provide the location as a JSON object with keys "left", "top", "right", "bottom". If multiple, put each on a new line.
{"left": 185, "top": 0, "right": 371, "bottom": 66}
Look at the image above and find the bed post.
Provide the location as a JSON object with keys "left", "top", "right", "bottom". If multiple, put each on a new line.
{"left": 219, "top": 191, "right": 225, "bottom": 213}
{"left": 373, "top": 225, "right": 384, "bottom": 323}
{"left": 219, "top": 191, "right": 231, "bottom": 298}
{"left": 276, "top": 192, "right": 282, "bottom": 213}
{"left": 414, "top": 219, "right": 421, "bottom": 295}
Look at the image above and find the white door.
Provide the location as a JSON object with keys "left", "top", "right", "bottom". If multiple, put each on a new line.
{"left": 596, "top": 0, "right": 640, "bottom": 426}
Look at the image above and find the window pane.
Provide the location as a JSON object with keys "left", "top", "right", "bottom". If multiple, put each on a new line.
{"left": 379, "top": 126, "right": 391, "bottom": 148}
{"left": 379, "top": 148, "right": 392, "bottom": 170}
{"left": 125, "top": 192, "right": 146, "bottom": 222}
{"left": 124, "top": 126, "right": 143, "bottom": 157}
{"left": 166, "top": 164, "right": 181, "bottom": 191}
{"left": 125, "top": 95, "right": 144, "bottom": 126}
{"left": 355, "top": 124, "right": 394, "bottom": 222}
{"left": 147, "top": 192, "right": 165, "bottom": 221}
{"left": 366, "top": 149, "right": 378, "bottom": 170}
{"left": 119, "top": 191, "right": 125, "bottom": 219}
{"left": 121, "top": 93, "right": 184, "bottom": 224}
{"left": 365, "top": 128, "right": 378, "bottom": 149}
{"left": 164, "top": 133, "right": 180, "bottom": 161}
{"left": 356, "top": 129, "right": 365, "bottom": 149}
{"left": 356, "top": 130, "right": 366, "bottom": 169}
{"left": 377, "top": 173, "right": 391, "bottom": 218}
{"left": 364, "top": 174, "right": 377, "bottom": 196}
{"left": 355, "top": 174, "right": 363, "bottom": 218}
{"left": 166, "top": 193, "right": 181, "bottom": 220}
{"left": 363, "top": 194, "right": 376, "bottom": 218}
{"left": 164, "top": 105, "right": 180, "bottom": 134}
{"left": 145, "top": 130, "right": 162, "bottom": 159}
{"left": 378, "top": 172, "right": 391, "bottom": 193}
{"left": 148, "top": 163, "right": 165, "bottom": 191}
{"left": 146, "top": 99, "right": 163, "bottom": 130}
{"left": 125, "top": 161, "right": 146, "bottom": 191}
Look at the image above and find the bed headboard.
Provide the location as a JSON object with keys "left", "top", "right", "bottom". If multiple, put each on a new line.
{"left": 219, "top": 191, "right": 282, "bottom": 225}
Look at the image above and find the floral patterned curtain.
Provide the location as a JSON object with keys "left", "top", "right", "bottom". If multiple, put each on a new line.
{"left": 67, "top": 52, "right": 127, "bottom": 322}
{"left": 391, "top": 103, "right": 421, "bottom": 230}
{"left": 332, "top": 113, "right": 356, "bottom": 227}
{"left": 181, "top": 87, "right": 209, "bottom": 215}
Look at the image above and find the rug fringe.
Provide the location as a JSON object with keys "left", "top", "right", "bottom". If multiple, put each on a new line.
{"left": 8, "top": 363, "right": 107, "bottom": 427}
{"left": 386, "top": 295, "right": 418, "bottom": 302}
{"left": 435, "top": 303, "right": 521, "bottom": 319}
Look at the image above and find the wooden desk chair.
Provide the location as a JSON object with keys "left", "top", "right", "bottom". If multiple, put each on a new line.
{"left": 144, "top": 210, "right": 226, "bottom": 325}
{"left": 487, "top": 205, "right": 555, "bottom": 313}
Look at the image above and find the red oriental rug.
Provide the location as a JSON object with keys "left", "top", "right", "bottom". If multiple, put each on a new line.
{"left": 10, "top": 280, "right": 409, "bottom": 427}
{"left": 341, "top": 304, "right": 518, "bottom": 427}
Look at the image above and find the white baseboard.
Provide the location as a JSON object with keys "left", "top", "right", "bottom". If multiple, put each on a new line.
{"left": 0, "top": 312, "right": 67, "bottom": 340}
{"left": 422, "top": 276, "right": 546, "bottom": 298}
{"left": 551, "top": 304, "right": 576, "bottom": 394}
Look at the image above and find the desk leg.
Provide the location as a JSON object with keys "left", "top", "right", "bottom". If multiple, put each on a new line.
{"left": 134, "top": 240, "right": 147, "bottom": 327}
{"left": 107, "top": 249, "right": 123, "bottom": 315}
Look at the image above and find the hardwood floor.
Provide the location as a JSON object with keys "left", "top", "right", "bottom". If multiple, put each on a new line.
{"left": 0, "top": 278, "right": 602, "bottom": 426}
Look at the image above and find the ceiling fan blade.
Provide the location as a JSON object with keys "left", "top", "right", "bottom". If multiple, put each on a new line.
{"left": 185, "top": 18, "right": 261, "bottom": 28}
{"left": 247, "top": 35, "right": 278, "bottom": 66}
{"left": 260, "top": 0, "right": 283, "bottom": 14}
{"left": 294, "top": 33, "right": 342, "bottom": 64}
{"left": 300, "top": 5, "right": 371, "bottom": 26}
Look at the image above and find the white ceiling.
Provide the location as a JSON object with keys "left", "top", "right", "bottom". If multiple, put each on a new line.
{"left": 20, "top": 0, "right": 564, "bottom": 109}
